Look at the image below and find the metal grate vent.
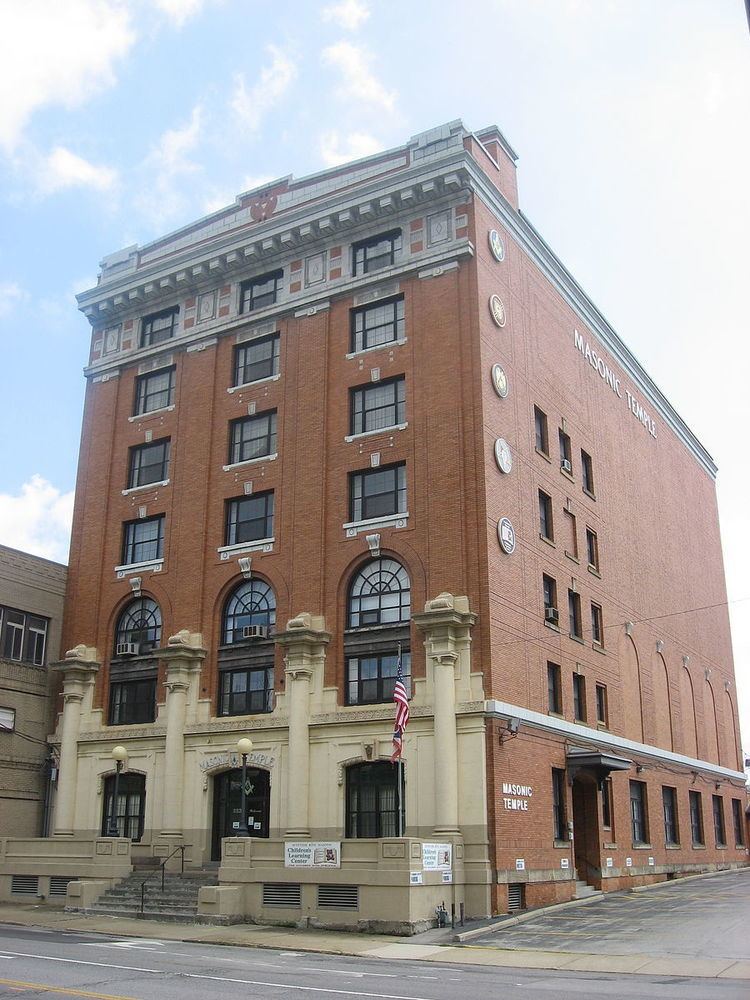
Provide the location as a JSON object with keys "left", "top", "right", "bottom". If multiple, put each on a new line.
{"left": 11, "top": 875, "right": 39, "bottom": 895}
{"left": 317, "top": 884, "right": 359, "bottom": 910}
{"left": 262, "top": 883, "right": 301, "bottom": 908}
{"left": 508, "top": 883, "right": 525, "bottom": 912}
{"left": 49, "top": 877, "right": 74, "bottom": 897}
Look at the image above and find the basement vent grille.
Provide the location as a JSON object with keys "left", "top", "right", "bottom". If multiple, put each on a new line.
{"left": 262, "top": 883, "right": 301, "bottom": 908}
{"left": 508, "top": 883, "right": 524, "bottom": 912}
{"left": 317, "top": 884, "right": 359, "bottom": 910}
{"left": 11, "top": 875, "right": 39, "bottom": 895}
{"left": 49, "top": 877, "right": 74, "bottom": 897}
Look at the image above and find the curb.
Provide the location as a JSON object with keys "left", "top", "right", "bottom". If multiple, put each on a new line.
{"left": 627, "top": 865, "right": 749, "bottom": 893}
{"left": 453, "top": 892, "right": 603, "bottom": 943}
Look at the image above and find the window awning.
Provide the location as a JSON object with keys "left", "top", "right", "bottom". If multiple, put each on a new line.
{"left": 566, "top": 746, "right": 632, "bottom": 785}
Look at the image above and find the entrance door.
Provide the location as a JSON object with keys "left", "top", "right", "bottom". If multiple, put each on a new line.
{"left": 571, "top": 776, "right": 601, "bottom": 885}
{"left": 211, "top": 768, "right": 270, "bottom": 861}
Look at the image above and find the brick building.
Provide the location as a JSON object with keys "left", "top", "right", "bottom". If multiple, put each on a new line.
{"left": 1, "top": 545, "right": 66, "bottom": 837}
{"left": 54, "top": 120, "right": 746, "bottom": 928}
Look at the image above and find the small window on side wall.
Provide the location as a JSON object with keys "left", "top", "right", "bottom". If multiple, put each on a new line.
{"left": 234, "top": 333, "right": 280, "bottom": 386}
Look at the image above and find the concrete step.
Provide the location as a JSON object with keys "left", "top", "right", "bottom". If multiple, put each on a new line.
{"left": 575, "top": 880, "right": 603, "bottom": 899}
{"left": 85, "top": 907, "right": 203, "bottom": 924}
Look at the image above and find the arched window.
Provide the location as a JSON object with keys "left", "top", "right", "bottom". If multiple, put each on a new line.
{"left": 345, "top": 558, "right": 411, "bottom": 706}
{"left": 114, "top": 598, "right": 161, "bottom": 654}
{"left": 346, "top": 761, "right": 405, "bottom": 838}
{"left": 223, "top": 579, "right": 276, "bottom": 644}
{"left": 347, "top": 558, "right": 410, "bottom": 628}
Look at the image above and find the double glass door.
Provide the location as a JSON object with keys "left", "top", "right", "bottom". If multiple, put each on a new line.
{"left": 211, "top": 768, "right": 270, "bottom": 860}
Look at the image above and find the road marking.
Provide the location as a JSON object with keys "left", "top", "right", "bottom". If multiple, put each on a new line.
{"left": 0, "top": 952, "right": 159, "bottom": 975}
{"left": 300, "top": 967, "right": 398, "bottom": 979}
{"left": 0, "top": 978, "right": 138, "bottom": 1000}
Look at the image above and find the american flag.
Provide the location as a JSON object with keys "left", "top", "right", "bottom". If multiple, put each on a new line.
{"left": 390, "top": 651, "right": 410, "bottom": 762}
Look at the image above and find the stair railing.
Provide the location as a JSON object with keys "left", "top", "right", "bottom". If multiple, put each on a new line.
{"left": 139, "top": 845, "right": 186, "bottom": 915}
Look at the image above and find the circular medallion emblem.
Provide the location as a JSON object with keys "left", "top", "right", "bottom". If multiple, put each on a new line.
{"left": 497, "top": 517, "right": 516, "bottom": 555}
{"left": 489, "top": 294, "right": 506, "bottom": 328}
{"left": 489, "top": 229, "right": 505, "bottom": 262}
{"left": 494, "top": 438, "right": 512, "bottom": 474}
{"left": 491, "top": 363, "right": 509, "bottom": 398}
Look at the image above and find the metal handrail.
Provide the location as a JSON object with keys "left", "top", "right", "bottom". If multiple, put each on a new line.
{"left": 139, "top": 845, "right": 185, "bottom": 915}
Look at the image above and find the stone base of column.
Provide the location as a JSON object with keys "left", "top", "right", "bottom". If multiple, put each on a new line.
{"left": 154, "top": 833, "right": 187, "bottom": 870}
{"left": 284, "top": 828, "right": 311, "bottom": 838}
{"left": 53, "top": 830, "right": 75, "bottom": 838}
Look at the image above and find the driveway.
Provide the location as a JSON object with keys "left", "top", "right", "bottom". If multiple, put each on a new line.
{"left": 469, "top": 869, "right": 750, "bottom": 961}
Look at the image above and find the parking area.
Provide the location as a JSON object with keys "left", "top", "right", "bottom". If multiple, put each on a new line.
{"left": 470, "top": 869, "right": 750, "bottom": 960}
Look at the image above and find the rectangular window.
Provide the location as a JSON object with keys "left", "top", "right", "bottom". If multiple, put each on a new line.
{"left": 233, "top": 333, "right": 280, "bottom": 386}
{"left": 542, "top": 574, "right": 558, "bottom": 625}
{"left": 128, "top": 439, "right": 170, "bottom": 489}
{"left": 662, "top": 786, "right": 679, "bottom": 845}
{"left": 219, "top": 666, "right": 274, "bottom": 716}
{"left": 134, "top": 366, "right": 175, "bottom": 415}
{"left": 140, "top": 306, "right": 178, "bottom": 348}
{"left": 563, "top": 509, "right": 578, "bottom": 558}
{"left": 352, "top": 228, "right": 402, "bottom": 275}
{"left": 581, "top": 449, "right": 595, "bottom": 496}
{"left": 122, "top": 516, "right": 164, "bottom": 565}
{"left": 630, "top": 780, "right": 648, "bottom": 845}
{"left": 568, "top": 589, "right": 582, "bottom": 639}
{"left": 596, "top": 683, "right": 608, "bottom": 726}
{"left": 225, "top": 491, "right": 274, "bottom": 546}
{"left": 602, "top": 777, "right": 614, "bottom": 831}
{"left": 552, "top": 769, "right": 568, "bottom": 841}
{"left": 240, "top": 269, "right": 283, "bottom": 313}
{"left": 559, "top": 428, "right": 572, "bottom": 472}
{"left": 538, "top": 490, "right": 553, "bottom": 541}
{"left": 534, "top": 406, "right": 549, "bottom": 455}
{"left": 689, "top": 790, "right": 704, "bottom": 846}
{"left": 732, "top": 799, "right": 745, "bottom": 846}
{"left": 0, "top": 706, "right": 16, "bottom": 731}
{"left": 346, "top": 651, "right": 411, "bottom": 706}
{"left": 350, "top": 376, "right": 406, "bottom": 436}
{"left": 1, "top": 606, "right": 48, "bottom": 666}
{"left": 350, "top": 296, "right": 405, "bottom": 353}
{"left": 547, "top": 662, "right": 562, "bottom": 714}
{"left": 573, "top": 673, "right": 586, "bottom": 721}
{"left": 349, "top": 462, "right": 406, "bottom": 522}
{"left": 712, "top": 795, "right": 726, "bottom": 846}
{"left": 109, "top": 678, "right": 156, "bottom": 725}
{"left": 586, "top": 527, "right": 599, "bottom": 571}
{"left": 591, "top": 602, "right": 604, "bottom": 646}
{"left": 229, "top": 411, "right": 277, "bottom": 465}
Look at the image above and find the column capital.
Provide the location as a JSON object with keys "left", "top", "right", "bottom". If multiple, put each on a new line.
{"left": 275, "top": 613, "right": 331, "bottom": 652}
{"left": 413, "top": 592, "right": 478, "bottom": 632}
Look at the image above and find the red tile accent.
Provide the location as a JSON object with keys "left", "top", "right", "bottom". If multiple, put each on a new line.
{"left": 124, "top": 320, "right": 133, "bottom": 330}
{"left": 290, "top": 281, "right": 302, "bottom": 293}
{"left": 329, "top": 267, "right": 342, "bottom": 280}
{"left": 330, "top": 246, "right": 342, "bottom": 258}
{"left": 410, "top": 241, "right": 423, "bottom": 253}
{"left": 220, "top": 285, "right": 231, "bottom": 296}
{"left": 184, "top": 318, "right": 195, "bottom": 329}
{"left": 456, "top": 226, "right": 469, "bottom": 238}
{"left": 186, "top": 297, "right": 196, "bottom": 308}
{"left": 218, "top": 305, "right": 230, "bottom": 317}
{"left": 291, "top": 260, "right": 303, "bottom": 272}
{"left": 410, "top": 219, "right": 423, "bottom": 231}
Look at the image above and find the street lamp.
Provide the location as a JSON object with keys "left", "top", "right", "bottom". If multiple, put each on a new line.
{"left": 107, "top": 745, "right": 128, "bottom": 837}
{"left": 236, "top": 737, "right": 253, "bottom": 837}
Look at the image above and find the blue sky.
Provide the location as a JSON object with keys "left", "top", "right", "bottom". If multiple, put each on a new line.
{"left": 0, "top": 0, "right": 748, "bottom": 747}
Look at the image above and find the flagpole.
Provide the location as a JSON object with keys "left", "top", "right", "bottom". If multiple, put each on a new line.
{"left": 397, "top": 643, "right": 403, "bottom": 838}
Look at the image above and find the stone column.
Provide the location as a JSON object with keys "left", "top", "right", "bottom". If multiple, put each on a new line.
{"left": 154, "top": 631, "right": 205, "bottom": 838}
{"left": 275, "top": 613, "right": 330, "bottom": 838}
{"left": 414, "top": 594, "right": 477, "bottom": 836}
{"left": 52, "top": 646, "right": 100, "bottom": 837}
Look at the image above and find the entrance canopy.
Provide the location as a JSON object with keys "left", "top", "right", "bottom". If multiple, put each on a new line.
{"left": 566, "top": 746, "right": 632, "bottom": 787}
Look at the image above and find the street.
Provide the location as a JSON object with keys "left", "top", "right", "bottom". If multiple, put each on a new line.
{"left": 0, "top": 922, "right": 747, "bottom": 1000}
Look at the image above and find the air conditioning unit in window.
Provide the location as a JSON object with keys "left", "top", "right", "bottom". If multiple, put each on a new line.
{"left": 242, "top": 625, "right": 268, "bottom": 640}
{"left": 545, "top": 607, "right": 560, "bottom": 626}
{"left": 116, "top": 642, "right": 140, "bottom": 657}
{"left": 560, "top": 458, "right": 572, "bottom": 474}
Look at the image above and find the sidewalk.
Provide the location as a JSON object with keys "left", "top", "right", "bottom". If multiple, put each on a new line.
{"left": 0, "top": 902, "right": 748, "bottom": 981}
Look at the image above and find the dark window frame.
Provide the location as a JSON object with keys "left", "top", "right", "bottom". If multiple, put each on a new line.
{"left": 349, "top": 462, "right": 407, "bottom": 523}
{"left": 662, "top": 786, "right": 679, "bottom": 845}
{"left": 140, "top": 306, "right": 178, "bottom": 348}
{"left": 228, "top": 410, "right": 277, "bottom": 465}
{"left": 630, "top": 780, "right": 648, "bottom": 845}
{"left": 732, "top": 798, "right": 745, "bottom": 846}
{"left": 586, "top": 526, "right": 599, "bottom": 571}
{"left": 240, "top": 269, "right": 283, "bottom": 314}
{"left": 222, "top": 579, "right": 277, "bottom": 644}
{"left": 121, "top": 515, "right": 165, "bottom": 566}
{"left": 596, "top": 683, "right": 608, "bottom": 726}
{"left": 568, "top": 589, "right": 583, "bottom": 639}
{"left": 233, "top": 333, "right": 280, "bottom": 386}
{"left": 127, "top": 439, "right": 170, "bottom": 489}
{"left": 552, "top": 768, "right": 568, "bottom": 841}
{"left": 346, "top": 650, "right": 411, "bottom": 706}
{"left": 134, "top": 366, "right": 175, "bottom": 415}
{"left": 581, "top": 449, "right": 595, "bottom": 496}
{"left": 602, "top": 777, "right": 614, "bottom": 831}
{"left": 346, "top": 761, "right": 405, "bottom": 838}
{"left": 350, "top": 376, "right": 406, "bottom": 436}
{"left": 347, "top": 557, "right": 411, "bottom": 629}
{"left": 573, "top": 672, "right": 586, "bottom": 722}
{"left": 351, "top": 229, "right": 402, "bottom": 276}
{"left": 591, "top": 602, "right": 604, "bottom": 646}
{"left": 547, "top": 661, "right": 562, "bottom": 714}
{"left": 109, "top": 677, "right": 157, "bottom": 726}
{"left": 225, "top": 491, "right": 275, "bottom": 546}
{"left": 538, "top": 489, "right": 554, "bottom": 541}
{"left": 219, "top": 665, "right": 274, "bottom": 716}
{"left": 113, "top": 597, "right": 162, "bottom": 655}
{"left": 543, "top": 574, "right": 558, "bottom": 623}
{"left": 350, "top": 295, "right": 405, "bottom": 353}
{"left": 689, "top": 790, "right": 704, "bottom": 845}
{"left": 0, "top": 605, "right": 49, "bottom": 666}
{"left": 534, "top": 406, "right": 549, "bottom": 455}
{"left": 101, "top": 772, "right": 146, "bottom": 841}
{"left": 712, "top": 794, "right": 726, "bottom": 847}
{"left": 559, "top": 428, "right": 572, "bottom": 471}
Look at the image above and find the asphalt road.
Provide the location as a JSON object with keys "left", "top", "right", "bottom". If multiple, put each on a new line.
{"left": 0, "top": 923, "right": 747, "bottom": 1000}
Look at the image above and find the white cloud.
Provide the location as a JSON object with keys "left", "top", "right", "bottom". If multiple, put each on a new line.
{"left": 0, "top": 0, "right": 136, "bottom": 152}
{"left": 322, "top": 0, "right": 370, "bottom": 31}
{"left": 153, "top": 0, "right": 208, "bottom": 26}
{"left": 319, "top": 130, "right": 382, "bottom": 167}
{"left": 0, "top": 282, "right": 27, "bottom": 317}
{"left": 136, "top": 104, "right": 203, "bottom": 228}
{"left": 0, "top": 476, "right": 74, "bottom": 564}
{"left": 321, "top": 41, "right": 395, "bottom": 111}
{"left": 36, "top": 146, "right": 117, "bottom": 195}
{"left": 232, "top": 45, "right": 297, "bottom": 131}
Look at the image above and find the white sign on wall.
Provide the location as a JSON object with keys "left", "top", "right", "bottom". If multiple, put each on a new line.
{"left": 502, "top": 782, "right": 533, "bottom": 811}
{"left": 573, "top": 329, "right": 657, "bottom": 438}
{"left": 284, "top": 842, "right": 341, "bottom": 868}
{"left": 515, "top": 858, "right": 525, "bottom": 871}
{"left": 560, "top": 858, "right": 569, "bottom": 869}
{"left": 410, "top": 871, "right": 423, "bottom": 885}
{"left": 423, "top": 843, "right": 452, "bottom": 871}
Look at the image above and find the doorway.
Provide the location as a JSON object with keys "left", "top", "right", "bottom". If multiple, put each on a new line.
{"left": 571, "top": 775, "right": 601, "bottom": 885}
{"left": 211, "top": 767, "right": 270, "bottom": 861}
